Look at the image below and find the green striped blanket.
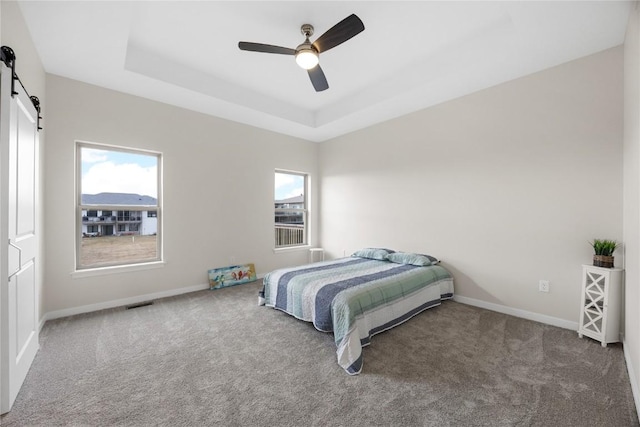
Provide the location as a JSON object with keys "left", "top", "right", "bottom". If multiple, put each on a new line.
{"left": 259, "top": 257, "right": 454, "bottom": 375}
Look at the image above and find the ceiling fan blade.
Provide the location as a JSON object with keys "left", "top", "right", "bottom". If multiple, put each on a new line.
{"left": 308, "top": 65, "right": 329, "bottom": 92}
{"left": 312, "top": 14, "right": 365, "bottom": 53}
{"left": 238, "top": 42, "right": 296, "bottom": 55}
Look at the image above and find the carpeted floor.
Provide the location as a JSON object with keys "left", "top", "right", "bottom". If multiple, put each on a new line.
{"left": 2, "top": 280, "right": 638, "bottom": 426}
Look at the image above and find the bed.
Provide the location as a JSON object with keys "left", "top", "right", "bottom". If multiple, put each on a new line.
{"left": 259, "top": 249, "right": 454, "bottom": 375}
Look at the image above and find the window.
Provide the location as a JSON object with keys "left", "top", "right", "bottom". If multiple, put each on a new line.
{"left": 274, "top": 170, "right": 308, "bottom": 248}
{"left": 77, "top": 142, "right": 162, "bottom": 270}
{"left": 147, "top": 210, "right": 157, "bottom": 218}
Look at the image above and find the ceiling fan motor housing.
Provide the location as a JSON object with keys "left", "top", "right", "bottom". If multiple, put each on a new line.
{"left": 296, "top": 41, "right": 317, "bottom": 54}
{"left": 300, "top": 24, "right": 314, "bottom": 38}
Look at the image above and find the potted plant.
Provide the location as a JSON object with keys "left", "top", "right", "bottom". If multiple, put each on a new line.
{"left": 590, "top": 239, "right": 618, "bottom": 268}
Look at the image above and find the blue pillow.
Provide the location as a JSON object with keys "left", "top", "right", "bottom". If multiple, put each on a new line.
{"left": 351, "top": 248, "right": 395, "bottom": 261}
{"left": 386, "top": 252, "right": 432, "bottom": 266}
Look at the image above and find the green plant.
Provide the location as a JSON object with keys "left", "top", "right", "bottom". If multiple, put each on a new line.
{"left": 590, "top": 239, "right": 618, "bottom": 256}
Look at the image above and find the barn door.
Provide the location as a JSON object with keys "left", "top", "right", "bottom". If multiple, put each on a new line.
{"left": 0, "top": 61, "right": 40, "bottom": 414}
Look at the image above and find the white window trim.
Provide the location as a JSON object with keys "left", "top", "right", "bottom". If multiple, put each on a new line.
{"left": 75, "top": 141, "right": 163, "bottom": 272}
{"left": 71, "top": 260, "right": 166, "bottom": 279}
{"left": 274, "top": 169, "right": 309, "bottom": 249}
{"left": 273, "top": 244, "right": 311, "bottom": 254}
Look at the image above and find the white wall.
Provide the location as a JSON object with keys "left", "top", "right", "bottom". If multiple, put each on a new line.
{"left": 319, "top": 47, "right": 623, "bottom": 325}
{"left": 0, "top": 1, "right": 46, "bottom": 324}
{"left": 624, "top": 2, "right": 640, "bottom": 413}
{"left": 43, "top": 75, "right": 318, "bottom": 314}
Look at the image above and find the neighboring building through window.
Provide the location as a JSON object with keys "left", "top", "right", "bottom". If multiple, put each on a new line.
{"left": 274, "top": 170, "right": 308, "bottom": 248}
{"left": 77, "top": 142, "right": 162, "bottom": 269}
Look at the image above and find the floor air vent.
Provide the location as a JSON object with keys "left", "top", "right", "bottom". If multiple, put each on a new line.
{"left": 126, "top": 301, "right": 154, "bottom": 310}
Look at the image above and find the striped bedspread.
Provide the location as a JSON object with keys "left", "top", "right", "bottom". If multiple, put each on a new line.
{"left": 259, "top": 257, "right": 454, "bottom": 375}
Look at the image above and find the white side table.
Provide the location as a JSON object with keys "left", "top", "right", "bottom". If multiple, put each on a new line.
{"left": 578, "top": 265, "right": 623, "bottom": 347}
{"left": 309, "top": 248, "right": 324, "bottom": 263}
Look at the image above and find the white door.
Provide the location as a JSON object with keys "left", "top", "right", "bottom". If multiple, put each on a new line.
{"left": 0, "top": 62, "right": 40, "bottom": 413}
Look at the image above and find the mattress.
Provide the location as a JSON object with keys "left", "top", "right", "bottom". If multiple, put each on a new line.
{"left": 259, "top": 256, "right": 454, "bottom": 374}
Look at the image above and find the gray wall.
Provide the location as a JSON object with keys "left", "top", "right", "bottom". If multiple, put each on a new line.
{"left": 43, "top": 75, "right": 318, "bottom": 313}
{"left": 319, "top": 47, "right": 623, "bottom": 326}
{"left": 624, "top": 3, "right": 640, "bottom": 412}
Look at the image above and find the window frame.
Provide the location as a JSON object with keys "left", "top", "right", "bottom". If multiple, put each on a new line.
{"left": 75, "top": 141, "right": 163, "bottom": 271}
{"left": 274, "top": 169, "right": 308, "bottom": 249}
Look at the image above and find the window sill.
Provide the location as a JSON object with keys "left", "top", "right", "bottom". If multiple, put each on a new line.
{"left": 71, "top": 260, "right": 166, "bottom": 279}
{"left": 273, "top": 245, "right": 311, "bottom": 254}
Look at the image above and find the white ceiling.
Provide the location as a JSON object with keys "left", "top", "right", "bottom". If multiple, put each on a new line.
{"left": 17, "top": 1, "right": 632, "bottom": 142}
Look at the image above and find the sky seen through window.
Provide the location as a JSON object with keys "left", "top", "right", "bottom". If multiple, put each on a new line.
{"left": 275, "top": 172, "right": 304, "bottom": 201}
{"left": 81, "top": 147, "right": 158, "bottom": 199}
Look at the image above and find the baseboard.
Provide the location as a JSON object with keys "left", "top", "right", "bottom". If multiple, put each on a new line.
{"left": 41, "top": 283, "right": 209, "bottom": 323}
{"left": 453, "top": 295, "right": 579, "bottom": 331}
{"left": 623, "top": 334, "right": 640, "bottom": 422}
{"left": 40, "top": 274, "right": 265, "bottom": 326}
{"left": 39, "top": 282, "right": 575, "bottom": 330}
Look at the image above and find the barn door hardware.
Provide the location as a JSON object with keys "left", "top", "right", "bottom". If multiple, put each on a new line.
{"left": 30, "top": 96, "right": 43, "bottom": 130}
{"left": 0, "top": 46, "right": 18, "bottom": 97}
{"left": 1, "top": 46, "right": 43, "bottom": 131}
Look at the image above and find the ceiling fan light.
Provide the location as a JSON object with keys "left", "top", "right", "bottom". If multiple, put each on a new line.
{"left": 295, "top": 50, "right": 319, "bottom": 69}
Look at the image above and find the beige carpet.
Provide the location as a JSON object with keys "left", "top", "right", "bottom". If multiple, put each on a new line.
{"left": 2, "top": 280, "right": 638, "bottom": 426}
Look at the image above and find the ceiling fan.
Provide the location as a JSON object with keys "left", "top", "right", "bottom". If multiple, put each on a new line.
{"left": 238, "top": 14, "right": 365, "bottom": 92}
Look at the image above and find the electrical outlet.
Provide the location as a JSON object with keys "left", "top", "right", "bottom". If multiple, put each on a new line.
{"left": 539, "top": 280, "right": 550, "bottom": 293}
